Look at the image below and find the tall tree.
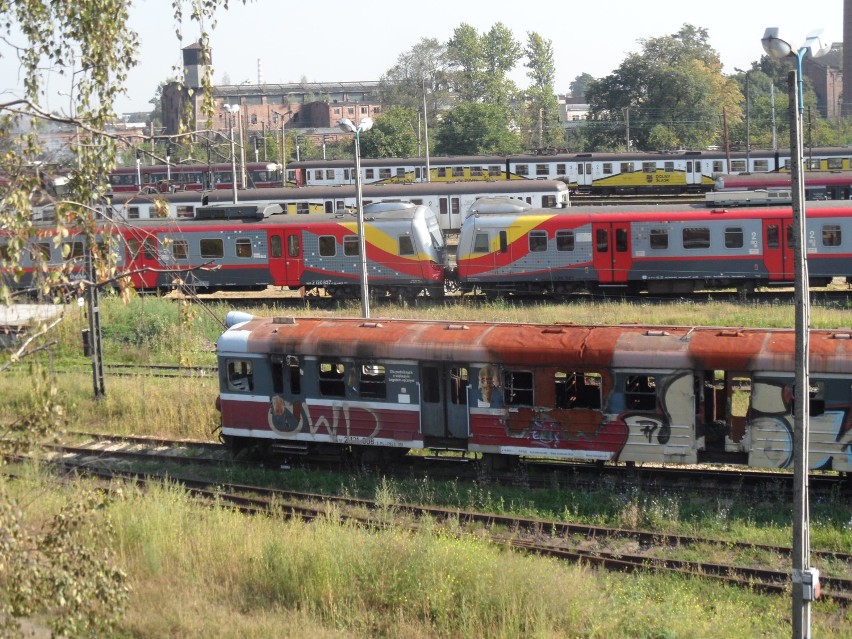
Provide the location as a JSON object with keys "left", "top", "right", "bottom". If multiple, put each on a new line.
{"left": 434, "top": 102, "right": 522, "bottom": 155}
{"left": 445, "top": 23, "right": 486, "bottom": 103}
{"left": 523, "top": 32, "right": 563, "bottom": 150}
{"left": 585, "top": 24, "right": 742, "bottom": 151}
{"left": 0, "top": 2, "right": 240, "bottom": 635}
{"left": 379, "top": 38, "right": 451, "bottom": 122}
{"left": 359, "top": 106, "right": 420, "bottom": 158}
{"left": 569, "top": 73, "right": 595, "bottom": 99}
{"left": 481, "top": 22, "right": 522, "bottom": 107}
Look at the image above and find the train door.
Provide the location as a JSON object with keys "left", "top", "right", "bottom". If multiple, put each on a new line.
{"left": 685, "top": 160, "right": 703, "bottom": 189}
{"left": 438, "top": 197, "right": 461, "bottom": 232}
{"left": 698, "top": 370, "right": 751, "bottom": 456}
{"left": 576, "top": 161, "right": 593, "bottom": 190}
{"left": 267, "top": 229, "right": 304, "bottom": 287}
{"left": 420, "top": 364, "right": 470, "bottom": 445}
{"left": 125, "top": 233, "right": 159, "bottom": 289}
{"left": 762, "top": 218, "right": 793, "bottom": 282}
{"left": 591, "top": 222, "right": 632, "bottom": 285}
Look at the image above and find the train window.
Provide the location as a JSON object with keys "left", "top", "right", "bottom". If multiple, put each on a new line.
{"left": 473, "top": 233, "right": 490, "bottom": 253}
{"left": 786, "top": 224, "right": 794, "bottom": 249}
{"left": 451, "top": 198, "right": 461, "bottom": 214}
{"left": 226, "top": 359, "right": 254, "bottom": 392}
{"left": 754, "top": 160, "right": 770, "bottom": 172}
{"left": 325, "top": 170, "right": 335, "bottom": 180}
{"left": 410, "top": 198, "right": 423, "bottom": 205}
{"left": 343, "top": 236, "right": 359, "bottom": 256}
{"left": 766, "top": 225, "right": 779, "bottom": 248}
{"left": 536, "top": 164, "right": 549, "bottom": 177}
{"left": 827, "top": 158, "right": 845, "bottom": 170}
{"left": 0, "top": 244, "right": 8, "bottom": 261}
{"left": 287, "top": 235, "right": 300, "bottom": 258}
{"left": 556, "top": 163, "right": 566, "bottom": 175}
{"left": 615, "top": 228, "right": 628, "bottom": 252}
{"left": 296, "top": 203, "right": 310, "bottom": 214}
{"left": 200, "top": 238, "right": 224, "bottom": 258}
{"left": 488, "top": 165, "right": 501, "bottom": 177}
{"left": 682, "top": 227, "right": 710, "bottom": 250}
{"left": 126, "top": 206, "right": 140, "bottom": 219}
{"left": 529, "top": 231, "right": 547, "bottom": 252}
{"left": 596, "top": 229, "right": 608, "bottom": 252}
{"left": 642, "top": 162, "right": 656, "bottom": 173}
{"left": 724, "top": 227, "right": 744, "bottom": 249}
{"left": 324, "top": 201, "right": 334, "bottom": 214}
{"left": 177, "top": 206, "right": 194, "bottom": 218}
{"left": 422, "top": 366, "right": 440, "bottom": 403}
{"left": 30, "top": 243, "right": 51, "bottom": 261}
{"left": 450, "top": 367, "right": 469, "bottom": 405}
{"left": 822, "top": 224, "right": 842, "bottom": 247}
{"left": 437, "top": 168, "right": 449, "bottom": 178}
{"left": 235, "top": 238, "right": 253, "bottom": 258}
{"left": 542, "top": 195, "right": 556, "bottom": 208}
{"left": 809, "top": 381, "right": 825, "bottom": 417}
{"left": 499, "top": 231, "right": 508, "bottom": 253}
{"left": 555, "top": 371, "right": 602, "bottom": 409}
{"left": 730, "top": 160, "right": 746, "bottom": 173}
{"left": 620, "top": 162, "right": 634, "bottom": 173}
{"left": 516, "top": 164, "right": 529, "bottom": 176}
{"left": 712, "top": 161, "right": 724, "bottom": 173}
{"left": 686, "top": 162, "right": 693, "bottom": 172}
{"left": 577, "top": 164, "right": 584, "bottom": 175}
{"left": 664, "top": 162, "right": 674, "bottom": 173}
{"left": 344, "top": 169, "right": 351, "bottom": 181}
{"left": 650, "top": 229, "right": 668, "bottom": 250}
{"left": 439, "top": 199, "right": 448, "bottom": 215}
{"left": 379, "top": 169, "right": 392, "bottom": 179}
{"left": 625, "top": 375, "right": 656, "bottom": 410}
{"left": 172, "top": 240, "right": 188, "bottom": 260}
{"left": 730, "top": 376, "right": 750, "bottom": 418}
{"left": 336, "top": 201, "right": 346, "bottom": 212}
{"left": 807, "top": 158, "right": 822, "bottom": 170}
{"left": 396, "top": 168, "right": 405, "bottom": 178}
{"left": 399, "top": 236, "right": 415, "bottom": 256}
{"left": 602, "top": 163, "right": 613, "bottom": 175}
{"left": 315, "top": 236, "right": 335, "bottom": 257}
{"left": 318, "top": 361, "right": 346, "bottom": 397}
{"left": 502, "top": 370, "right": 534, "bottom": 406}
{"left": 359, "top": 364, "right": 386, "bottom": 399}
{"left": 452, "top": 167, "right": 465, "bottom": 178}
{"left": 62, "top": 241, "right": 85, "bottom": 260}
{"left": 364, "top": 169, "right": 374, "bottom": 180}
{"left": 270, "top": 236, "right": 282, "bottom": 258}
{"left": 556, "top": 230, "right": 574, "bottom": 251}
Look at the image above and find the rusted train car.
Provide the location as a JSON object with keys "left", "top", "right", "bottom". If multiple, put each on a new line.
{"left": 216, "top": 315, "right": 852, "bottom": 472}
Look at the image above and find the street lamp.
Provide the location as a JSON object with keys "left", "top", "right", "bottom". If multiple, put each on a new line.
{"left": 761, "top": 27, "right": 830, "bottom": 639}
{"left": 339, "top": 116, "right": 373, "bottom": 318}
{"left": 223, "top": 104, "right": 240, "bottom": 203}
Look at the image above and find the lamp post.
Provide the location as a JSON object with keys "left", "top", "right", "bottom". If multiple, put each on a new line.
{"left": 761, "top": 27, "right": 830, "bottom": 639}
{"left": 223, "top": 104, "right": 240, "bottom": 203}
{"left": 338, "top": 116, "right": 373, "bottom": 318}
{"left": 734, "top": 68, "right": 751, "bottom": 170}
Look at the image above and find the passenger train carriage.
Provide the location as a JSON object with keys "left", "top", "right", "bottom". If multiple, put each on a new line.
{"left": 3, "top": 202, "right": 447, "bottom": 300}
{"left": 216, "top": 315, "right": 852, "bottom": 472}
{"left": 286, "top": 147, "right": 852, "bottom": 195}
{"left": 83, "top": 180, "right": 569, "bottom": 233}
{"left": 454, "top": 200, "right": 852, "bottom": 296}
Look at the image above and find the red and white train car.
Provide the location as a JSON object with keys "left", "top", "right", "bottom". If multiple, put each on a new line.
{"left": 216, "top": 315, "right": 852, "bottom": 472}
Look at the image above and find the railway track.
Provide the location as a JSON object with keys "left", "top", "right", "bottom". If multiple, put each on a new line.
{"left": 24, "top": 451, "right": 852, "bottom": 606}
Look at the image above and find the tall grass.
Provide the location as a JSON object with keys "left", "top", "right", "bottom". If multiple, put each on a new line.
{"left": 9, "top": 471, "right": 849, "bottom": 639}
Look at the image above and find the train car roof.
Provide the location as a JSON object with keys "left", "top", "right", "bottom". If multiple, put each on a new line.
{"left": 106, "top": 179, "right": 567, "bottom": 206}
{"left": 218, "top": 316, "right": 852, "bottom": 375}
{"left": 462, "top": 199, "right": 852, "bottom": 224}
{"left": 716, "top": 171, "right": 852, "bottom": 189}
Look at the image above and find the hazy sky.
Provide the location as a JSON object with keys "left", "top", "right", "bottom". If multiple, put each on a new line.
{"left": 0, "top": 0, "right": 844, "bottom": 114}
